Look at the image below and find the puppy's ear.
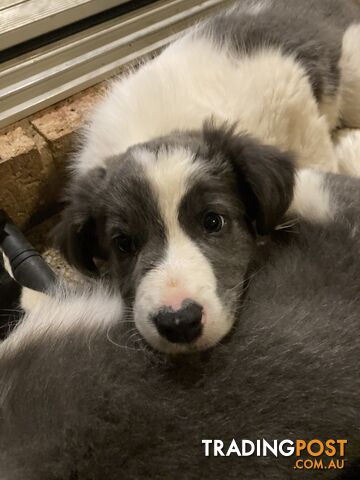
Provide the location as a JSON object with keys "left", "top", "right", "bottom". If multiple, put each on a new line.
{"left": 52, "top": 167, "right": 107, "bottom": 275}
{"left": 203, "top": 123, "right": 295, "bottom": 235}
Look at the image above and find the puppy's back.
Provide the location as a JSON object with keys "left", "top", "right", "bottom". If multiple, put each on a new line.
{"left": 201, "top": 0, "right": 360, "bottom": 101}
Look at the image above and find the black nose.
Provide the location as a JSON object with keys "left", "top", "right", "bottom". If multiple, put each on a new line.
{"left": 152, "top": 300, "right": 203, "bottom": 344}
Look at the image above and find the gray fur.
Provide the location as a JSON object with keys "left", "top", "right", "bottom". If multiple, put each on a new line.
{"left": 102, "top": 156, "right": 167, "bottom": 301}
{"left": 0, "top": 172, "right": 359, "bottom": 479}
{"left": 53, "top": 156, "right": 167, "bottom": 301}
{"left": 200, "top": 0, "right": 360, "bottom": 99}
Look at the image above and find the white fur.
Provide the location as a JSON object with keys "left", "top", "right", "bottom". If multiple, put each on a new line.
{"left": 20, "top": 287, "right": 47, "bottom": 312}
{"left": 1, "top": 251, "right": 14, "bottom": 279}
{"left": 0, "top": 284, "right": 123, "bottom": 406}
{"left": 135, "top": 147, "right": 202, "bottom": 238}
{"left": 288, "top": 169, "right": 334, "bottom": 222}
{"left": 74, "top": 34, "right": 338, "bottom": 176}
{"left": 243, "top": 0, "right": 270, "bottom": 15}
{"left": 133, "top": 147, "right": 232, "bottom": 353}
{"left": 334, "top": 128, "right": 360, "bottom": 177}
{"left": 226, "top": 0, "right": 270, "bottom": 16}
{"left": 1, "top": 251, "right": 47, "bottom": 316}
{"left": 318, "top": 93, "right": 341, "bottom": 131}
{"left": 1, "top": 284, "right": 123, "bottom": 354}
{"left": 339, "top": 24, "right": 360, "bottom": 128}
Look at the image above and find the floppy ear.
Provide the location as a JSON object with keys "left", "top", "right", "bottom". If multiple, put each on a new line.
{"left": 52, "top": 167, "right": 107, "bottom": 275}
{"left": 203, "top": 123, "right": 295, "bottom": 235}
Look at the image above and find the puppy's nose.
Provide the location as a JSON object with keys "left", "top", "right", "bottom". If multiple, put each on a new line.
{"left": 152, "top": 300, "right": 203, "bottom": 343}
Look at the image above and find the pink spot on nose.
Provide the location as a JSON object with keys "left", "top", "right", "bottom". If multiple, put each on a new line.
{"left": 162, "top": 292, "right": 188, "bottom": 311}
{"left": 161, "top": 292, "right": 206, "bottom": 325}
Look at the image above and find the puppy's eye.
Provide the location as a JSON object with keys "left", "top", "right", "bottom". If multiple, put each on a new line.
{"left": 113, "top": 234, "right": 135, "bottom": 254}
{"left": 202, "top": 212, "right": 225, "bottom": 233}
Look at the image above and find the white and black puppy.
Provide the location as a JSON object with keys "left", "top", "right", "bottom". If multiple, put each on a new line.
{"left": 73, "top": 0, "right": 360, "bottom": 176}
{"left": 56, "top": 125, "right": 295, "bottom": 353}
{"left": 1, "top": 171, "right": 359, "bottom": 479}
{"left": 55, "top": 0, "right": 360, "bottom": 353}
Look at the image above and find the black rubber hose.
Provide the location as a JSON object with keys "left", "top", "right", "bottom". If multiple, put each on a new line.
{"left": 0, "top": 210, "right": 56, "bottom": 292}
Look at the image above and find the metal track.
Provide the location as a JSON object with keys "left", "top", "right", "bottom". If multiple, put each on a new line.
{"left": 0, "top": 0, "right": 231, "bottom": 129}
{"left": 0, "top": 0, "right": 130, "bottom": 51}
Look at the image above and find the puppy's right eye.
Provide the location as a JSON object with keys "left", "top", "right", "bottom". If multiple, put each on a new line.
{"left": 202, "top": 212, "right": 225, "bottom": 234}
{"left": 113, "top": 234, "right": 135, "bottom": 254}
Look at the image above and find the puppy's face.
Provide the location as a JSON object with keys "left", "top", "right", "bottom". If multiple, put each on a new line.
{"left": 56, "top": 124, "right": 294, "bottom": 353}
{"left": 100, "top": 145, "right": 253, "bottom": 353}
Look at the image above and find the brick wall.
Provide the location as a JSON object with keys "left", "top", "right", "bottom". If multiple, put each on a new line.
{"left": 0, "top": 83, "right": 108, "bottom": 230}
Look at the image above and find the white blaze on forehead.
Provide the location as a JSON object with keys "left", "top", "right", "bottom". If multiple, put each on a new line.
{"left": 134, "top": 146, "right": 201, "bottom": 234}
{"left": 134, "top": 146, "right": 210, "bottom": 291}
{"left": 133, "top": 146, "right": 232, "bottom": 352}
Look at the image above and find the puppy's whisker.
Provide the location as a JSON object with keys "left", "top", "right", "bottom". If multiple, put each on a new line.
{"left": 126, "top": 331, "right": 143, "bottom": 346}
{"left": 275, "top": 218, "right": 299, "bottom": 231}
{"left": 106, "top": 331, "right": 141, "bottom": 351}
{"left": 227, "top": 267, "right": 264, "bottom": 293}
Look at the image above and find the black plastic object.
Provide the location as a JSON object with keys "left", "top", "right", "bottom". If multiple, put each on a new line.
{"left": 0, "top": 210, "right": 56, "bottom": 292}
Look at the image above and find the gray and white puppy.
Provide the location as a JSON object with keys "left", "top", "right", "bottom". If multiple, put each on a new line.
{"left": 55, "top": 0, "right": 360, "bottom": 353}
{"left": 56, "top": 124, "right": 295, "bottom": 353}
{"left": 1, "top": 171, "right": 359, "bottom": 479}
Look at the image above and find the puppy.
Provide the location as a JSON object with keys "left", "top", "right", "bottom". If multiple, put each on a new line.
{"left": 55, "top": 0, "right": 360, "bottom": 352}
{"left": 72, "top": 0, "right": 360, "bottom": 177}
{"left": 56, "top": 124, "right": 295, "bottom": 353}
{"left": 1, "top": 170, "right": 359, "bottom": 479}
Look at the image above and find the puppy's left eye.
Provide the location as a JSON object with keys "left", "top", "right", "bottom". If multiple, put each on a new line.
{"left": 113, "top": 234, "right": 135, "bottom": 254}
{"left": 202, "top": 212, "right": 225, "bottom": 233}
